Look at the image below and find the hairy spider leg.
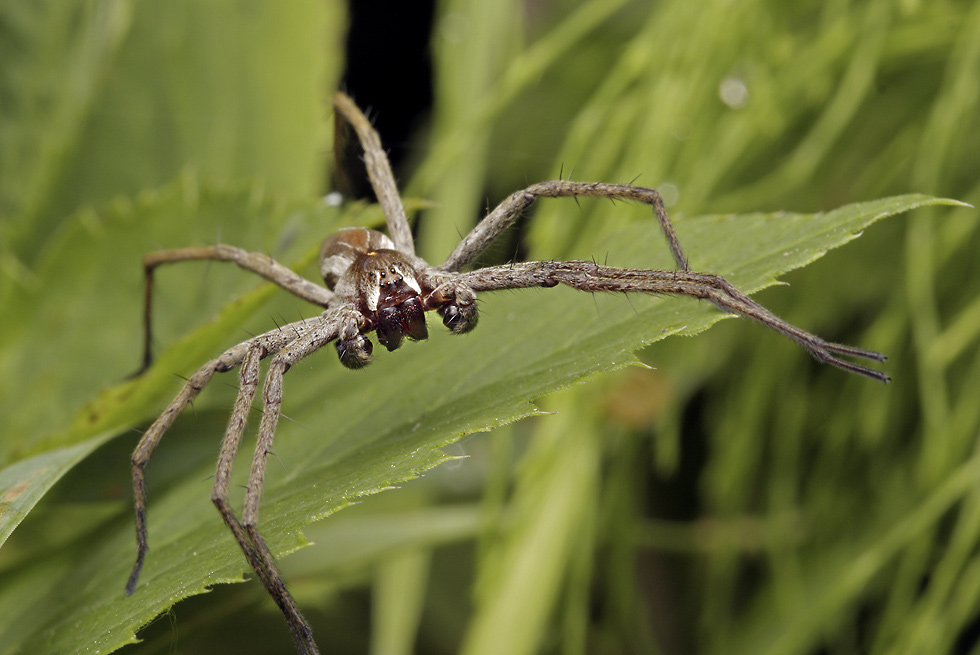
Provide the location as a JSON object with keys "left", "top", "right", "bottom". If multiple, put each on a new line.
{"left": 441, "top": 180, "right": 687, "bottom": 273}
{"left": 453, "top": 261, "right": 889, "bottom": 382}
{"left": 332, "top": 91, "right": 414, "bottom": 256}
{"left": 127, "top": 316, "right": 341, "bottom": 655}
{"left": 141, "top": 245, "right": 335, "bottom": 370}
{"left": 229, "top": 315, "right": 355, "bottom": 655}
{"left": 210, "top": 342, "right": 316, "bottom": 654}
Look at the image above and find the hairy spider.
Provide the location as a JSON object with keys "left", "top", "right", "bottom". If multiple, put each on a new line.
{"left": 126, "top": 91, "right": 889, "bottom": 654}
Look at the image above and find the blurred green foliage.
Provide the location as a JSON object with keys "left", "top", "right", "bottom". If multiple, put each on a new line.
{"left": 0, "top": 1, "right": 978, "bottom": 654}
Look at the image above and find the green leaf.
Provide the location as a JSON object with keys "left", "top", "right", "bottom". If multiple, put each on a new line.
{"left": 0, "top": 193, "right": 954, "bottom": 654}
{"left": 0, "top": 0, "right": 338, "bottom": 265}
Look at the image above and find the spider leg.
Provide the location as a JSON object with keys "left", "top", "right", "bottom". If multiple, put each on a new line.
{"left": 126, "top": 316, "right": 331, "bottom": 596}
{"left": 214, "top": 314, "right": 350, "bottom": 655}
{"left": 456, "top": 260, "right": 889, "bottom": 382}
{"left": 332, "top": 91, "right": 415, "bottom": 257}
{"left": 241, "top": 314, "right": 348, "bottom": 534}
{"left": 440, "top": 180, "right": 687, "bottom": 273}
{"left": 211, "top": 336, "right": 323, "bottom": 655}
{"left": 127, "top": 357, "right": 221, "bottom": 596}
{"left": 210, "top": 343, "right": 281, "bottom": 592}
{"left": 141, "top": 245, "right": 335, "bottom": 371}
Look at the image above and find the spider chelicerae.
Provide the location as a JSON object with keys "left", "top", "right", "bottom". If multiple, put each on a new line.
{"left": 126, "top": 91, "right": 889, "bottom": 654}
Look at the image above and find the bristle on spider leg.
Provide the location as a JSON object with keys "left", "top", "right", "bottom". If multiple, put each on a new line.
{"left": 278, "top": 410, "right": 305, "bottom": 429}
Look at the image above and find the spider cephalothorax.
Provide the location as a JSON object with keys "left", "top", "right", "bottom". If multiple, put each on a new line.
{"left": 127, "top": 91, "right": 888, "bottom": 655}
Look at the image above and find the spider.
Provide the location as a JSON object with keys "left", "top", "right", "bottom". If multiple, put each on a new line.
{"left": 126, "top": 91, "right": 889, "bottom": 654}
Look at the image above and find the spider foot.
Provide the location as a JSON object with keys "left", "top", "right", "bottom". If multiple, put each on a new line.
{"left": 812, "top": 345, "right": 890, "bottom": 383}
{"left": 125, "top": 552, "right": 145, "bottom": 596}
